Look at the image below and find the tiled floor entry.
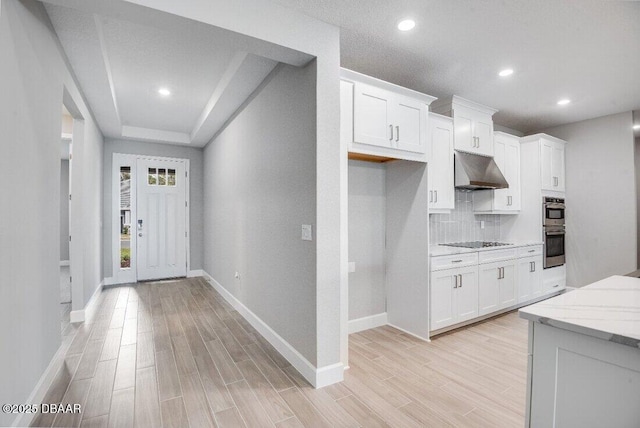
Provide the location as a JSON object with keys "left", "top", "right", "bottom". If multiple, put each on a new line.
{"left": 31, "top": 277, "right": 527, "bottom": 427}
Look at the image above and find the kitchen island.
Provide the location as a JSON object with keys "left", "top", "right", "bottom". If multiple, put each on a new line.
{"left": 519, "top": 275, "right": 640, "bottom": 428}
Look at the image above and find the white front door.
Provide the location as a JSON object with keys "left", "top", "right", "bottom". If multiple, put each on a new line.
{"left": 136, "top": 157, "right": 187, "bottom": 280}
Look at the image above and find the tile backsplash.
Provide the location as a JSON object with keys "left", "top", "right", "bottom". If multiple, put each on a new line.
{"left": 430, "top": 190, "right": 503, "bottom": 244}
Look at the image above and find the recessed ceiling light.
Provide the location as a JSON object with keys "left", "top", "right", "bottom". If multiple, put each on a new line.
{"left": 158, "top": 88, "right": 171, "bottom": 96}
{"left": 498, "top": 68, "right": 514, "bottom": 77}
{"left": 633, "top": 124, "right": 640, "bottom": 130}
{"left": 397, "top": 19, "right": 416, "bottom": 31}
{"left": 557, "top": 99, "right": 571, "bottom": 106}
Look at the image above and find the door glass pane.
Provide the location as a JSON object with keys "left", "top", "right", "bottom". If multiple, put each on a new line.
{"left": 168, "top": 169, "right": 176, "bottom": 186}
{"left": 148, "top": 168, "right": 157, "bottom": 185}
{"left": 120, "top": 166, "right": 131, "bottom": 269}
{"left": 158, "top": 168, "right": 166, "bottom": 185}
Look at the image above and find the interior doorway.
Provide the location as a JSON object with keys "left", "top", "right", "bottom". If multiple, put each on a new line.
{"left": 112, "top": 153, "right": 189, "bottom": 284}
{"left": 59, "top": 106, "right": 73, "bottom": 332}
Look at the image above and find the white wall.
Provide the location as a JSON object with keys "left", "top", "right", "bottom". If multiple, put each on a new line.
{"left": 0, "top": 0, "right": 103, "bottom": 425}
{"left": 203, "top": 63, "right": 318, "bottom": 364}
{"left": 348, "top": 160, "right": 386, "bottom": 321}
{"left": 60, "top": 160, "right": 70, "bottom": 261}
{"left": 102, "top": 139, "right": 204, "bottom": 277}
{"left": 540, "top": 112, "right": 636, "bottom": 287}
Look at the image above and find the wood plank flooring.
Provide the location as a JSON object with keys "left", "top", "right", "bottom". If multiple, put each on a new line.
{"left": 31, "top": 277, "right": 528, "bottom": 427}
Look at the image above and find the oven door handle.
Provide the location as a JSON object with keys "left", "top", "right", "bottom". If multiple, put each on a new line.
{"left": 545, "top": 231, "right": 566, "bottom": 236}
{"left": 545, "top": 203, "right": 565, "bottom": 209}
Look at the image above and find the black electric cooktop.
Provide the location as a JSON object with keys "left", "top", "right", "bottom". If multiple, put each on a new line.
{"left": 440, "top": 241, "right": 513, "bottom": 249}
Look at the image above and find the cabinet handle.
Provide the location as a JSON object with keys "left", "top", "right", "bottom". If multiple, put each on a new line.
{"left": 389, "top": 124, "right": 394, "bottom": 141}
{"left": 532, "top": 261, "right": 536, "bottom": 272}
{"left": 451, "top": 259, "right": 463, "bottom": 263}
{"left": 553, "top": 284, "right": 560, "bottom": 288}
{"left": 434, "top": 190, "right": 438, "bottom": 203}
{"left": 476, "top": 137, "right": 480, "bottom": 148}
{"left": 396, "top": 125, "right": 400, "bottom": 142}
{"left": 530, "top": 261, "right": 534, "bottom": 272}
{"left": 458, "top": 274, "right": 463, "bottom": 288}
{"left": 454, "top": 274, "right": 458, "bottom": 289}
{"left": 429, "top": 191, "right": 433, "bottom": 203}
{"left": 497, "top": 267, "right": 501, "bottom": 280}
{"left": 528, "top": 249, "right": 535, "bottom": 253}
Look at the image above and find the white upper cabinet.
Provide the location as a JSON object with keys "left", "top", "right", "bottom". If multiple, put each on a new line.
{"left": 521, "top": 134, "right": 566, "bottom": 194}
{"left": 431, "top": 96, "right": 498, "bottom": 157}
{"left": 473, "top": 132, "right": 521, "bottom": 213}
{"left": 540, "top": 138, "right": 566, "bottom": 192}
{"left": 341, "top": 68, "right": 436, "bottom": 162}
{"left": 428, "top": 113, "right": 455, "bottom": 212}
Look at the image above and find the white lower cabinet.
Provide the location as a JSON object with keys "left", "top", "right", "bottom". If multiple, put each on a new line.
{"left": 430, "top": 245, "right": 553, "bottom": 333}
{"left": 478, "top": 260, "right": 516, "bottom": 316}
{"left": 430, "top": 265, "right": 479, "bottom": 331}
{"left": 518, "top": 255, "right": 543, "bottom": 303}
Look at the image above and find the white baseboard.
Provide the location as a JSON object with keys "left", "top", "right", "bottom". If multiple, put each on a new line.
{"left": 69, "top": 281, "right": 103, "bottom": 324}
{"left": 187, "top": 269, "right": 204, "bottom": 278}
{"left": 201, "top": 271, "right": 343, "bottom": 388}
{"left": 59, "top": 260, "right": 70, "bottom": 267}
{"left": 12, "top": 332, "right": 73, "bottom": 427}
{"left": 348, "top": 313, "right": 388, "bottom": 334}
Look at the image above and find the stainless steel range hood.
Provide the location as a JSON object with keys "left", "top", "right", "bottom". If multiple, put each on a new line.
{"left": 454, "top": 151, "right": 509, "bottom": 190}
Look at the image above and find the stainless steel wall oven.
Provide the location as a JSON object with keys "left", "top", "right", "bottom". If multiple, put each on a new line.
{"left": 543, "top": 197, "right": 565, "bottom": 268}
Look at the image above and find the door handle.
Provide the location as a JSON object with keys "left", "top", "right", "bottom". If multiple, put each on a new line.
{"left": 138, "top": 233, "right": 143, "bottom": 237}
{"left": 396, "top": 126, "right": 400, "bottom": 142}
{"left": 389, "top": 124, "right": 393, "bottom": 141}
{"left": 137, "top": 219, "right": 143, "bottom": 230}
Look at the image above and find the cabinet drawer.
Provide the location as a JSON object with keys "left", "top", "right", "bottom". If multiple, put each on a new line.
{"left": 478, "top": 248, "right": 517, "bottom": 264}
{"left": 431, "top": 253, "right": 478, "bottom": 271}
{"left": 543, "top": 277, "right": 566, "bottom": 294}
{"left": 518, "top": 245, "right": 543, "bottom": 258}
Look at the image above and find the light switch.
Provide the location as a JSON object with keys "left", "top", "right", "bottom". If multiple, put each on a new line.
{"left": 301, "top": 224, "right": 312, "bottom": 241}
{"left": 348, "top": 262, "right": 356, "bottom": 273}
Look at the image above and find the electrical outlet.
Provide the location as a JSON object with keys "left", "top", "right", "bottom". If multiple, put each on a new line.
{"left": 301, "top": 224, "right": 312, "bottom": 241}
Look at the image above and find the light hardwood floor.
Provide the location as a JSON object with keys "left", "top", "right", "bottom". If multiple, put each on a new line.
{"left": 32, "top": 277, "right": 528, "bottom": 427}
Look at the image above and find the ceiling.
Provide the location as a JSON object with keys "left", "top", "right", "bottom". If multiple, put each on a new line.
{"left": 45, "top": 3, "right": 280, "bottom": 147}
{"left": 271, "top": 0, "right": 640, "bottom": 133}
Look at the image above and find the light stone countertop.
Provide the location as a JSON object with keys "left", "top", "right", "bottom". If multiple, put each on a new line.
{"left": 429, "top": 241, "right": 543, "bottom": 257}
{"left": 519, "top": 275, "right": 640, "bottom": 348}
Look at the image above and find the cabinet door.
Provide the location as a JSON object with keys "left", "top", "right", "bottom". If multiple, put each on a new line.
{"left": 452, "top": 109, "right": 475, "bottom": 153}
{"left": 394, "top": 95, "right": 426, "bottom": 154}
{"left": 430, "top": 270, "right": 456, "bottom": 330}
{"left": 478, "top": 262, "right": 501, "bottom": 316}
{"left": 456, "top": 267, "right": 479, "bottom": 323}
{"left": 552, "top": 142, "right": 565, "bottom": 192}
{"left": 505, "top": 141, "right": 521, "bottom": 209}
{"left": 429, "top": 115, "right": 454, "bottom": 210}
{"left": 499, "top": 262, "right": 517, "bottom": 309}
{"left": 353, "top": 82, "right": 392, "bottom": 148}
{"left": 540, "top": 140, "right": 554, "bottom": 191}
{"left": 518, "top": 256, "right": 543, "bottom": 303}
{"left": 492, "top": 138, "right": 509, "bottom": 210}
{"left": 473, "top": 112, "right": 494, "bottom": 157}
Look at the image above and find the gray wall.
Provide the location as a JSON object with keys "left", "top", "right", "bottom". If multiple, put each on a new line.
{"left": 0, "top": 0, "right": 103, "bottom": 425}
{"left": 348, "top": 160, "right": 386, "bottom": 321}
{"left": 60, "top": 160, "right": 70, "bottom": 261}
{"left": 102, "top": 139, "right": 204, "bottom": 277}
{"left": 203, "top": 63, "right": 318, "bottom": 365}
{"left": 541, "top": 112, "right": 636, "bottom": 287}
